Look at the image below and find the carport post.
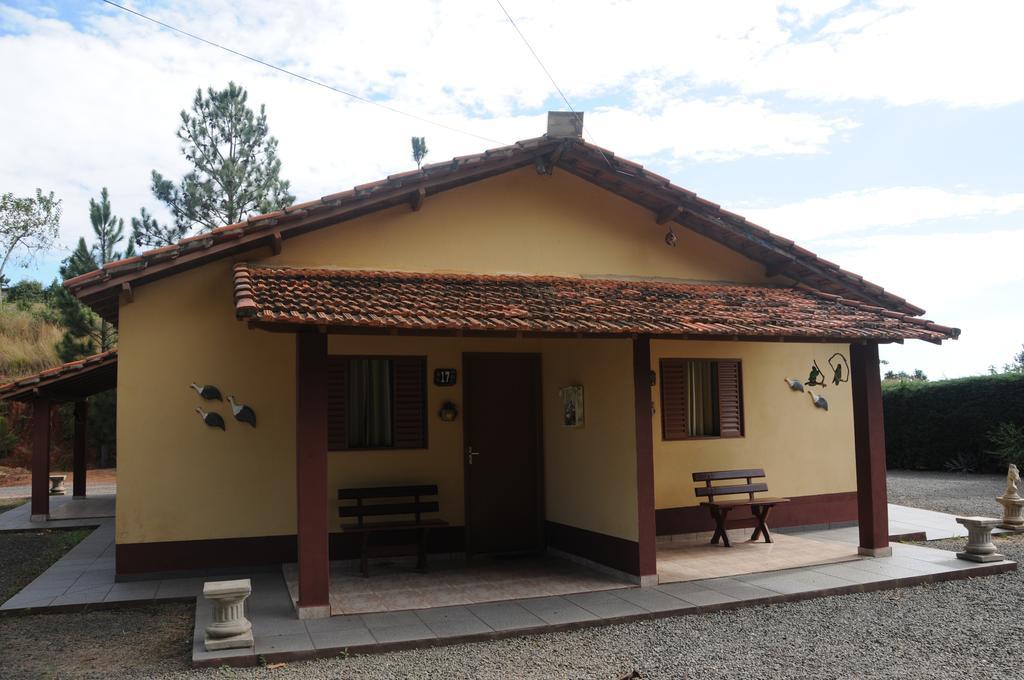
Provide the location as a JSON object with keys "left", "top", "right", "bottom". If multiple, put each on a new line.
{"left": 30, "top": 397, "right": 51, "bottom": 521}
{"left": 850, "top": 342, "right": 891, "bottom": 557}
{"left": 73, "top": 400, "right": 88, "bottom": 498}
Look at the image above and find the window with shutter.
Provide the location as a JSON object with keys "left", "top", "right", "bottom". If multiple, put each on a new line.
{"left": 660, "top": 358, "right": 744, "bottom": 440}
{"left": 660, "top": 359, "right": 689, "bottom": 440}
{"left": 326, "top": 356, "right": 427, "bottom": 450}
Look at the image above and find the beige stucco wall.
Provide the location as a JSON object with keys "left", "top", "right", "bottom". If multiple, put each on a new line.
{"left": 115, "top": 165, "right": 837, "bottom": 547}
{"left": 265, "top": 166, "right": 777, "bottom": 284}
{"left": 118, "top": 289, "right": 639, "bottom": 543}
{"left": 650, "top": 340, "right": 857, "bottom": 511}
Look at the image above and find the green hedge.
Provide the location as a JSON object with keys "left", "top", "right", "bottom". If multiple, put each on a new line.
{"left": 883, "top": 372, "right": 1024, "bottom": 471}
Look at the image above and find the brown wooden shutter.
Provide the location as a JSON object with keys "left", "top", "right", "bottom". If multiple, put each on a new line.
{"left": 392, "top": 357, "right": 427, "bottom": 448}
{"left": 327, "top": 357, "right": 348, "bottom": 450}
{"left": 660, "top": 359, "right": 689, "bottom": 440}
{"left": 717, "top": 360, "right": 744, "bottom": 438}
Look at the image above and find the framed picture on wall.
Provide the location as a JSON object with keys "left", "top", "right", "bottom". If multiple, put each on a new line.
{"left": 559, "top": 385, "right": 584, "bottom": 428}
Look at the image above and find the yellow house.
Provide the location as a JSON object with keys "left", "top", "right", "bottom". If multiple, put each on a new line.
{"left": 10, "top": 113, "right": 958, "bottom": 619}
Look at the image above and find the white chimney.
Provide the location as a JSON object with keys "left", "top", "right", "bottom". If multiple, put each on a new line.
{"left": 547, "top": 111, "right": 584, "bottom": 139}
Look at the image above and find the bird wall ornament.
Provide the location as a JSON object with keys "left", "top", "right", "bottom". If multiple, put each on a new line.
{"left": 189, "top": 383, "right": 223, "bottom": 401}
{"left": 828, "top": 353, "right": 850, "bottom": 386}
{"left": 808, "top": 390, "right": 829, "bottom": 411}
{"left": 227, "top": 396, "right": 256, "bottom": 427}
{"left": 784, "top": 377, "right": 805, "bottom": 392}
{"left": 195, "top": 407, "right": 226, "bottom": 430}
{"left": 804, "top": 361, "right": 826, "bottom": 388}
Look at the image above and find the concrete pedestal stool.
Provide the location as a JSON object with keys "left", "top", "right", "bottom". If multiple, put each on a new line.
{"left": 955, "top": 517, "right": 1005, "bottom": 563}
{"left": 203, "top": 579, "right": 254, "bottom": 651}
{"left": 996, "top": 464, "right": 1024, "bottom": 533}
{"left": 48, "top": 475, "right": 66, "bottom": 495}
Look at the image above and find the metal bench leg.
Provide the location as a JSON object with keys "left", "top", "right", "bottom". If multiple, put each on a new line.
{"left": 750, "top": 505, "right": 774, "bottom": 544}
{"left": 710, "top": 507, "right": 732, "bottom": 547}
{"left": 360, "top": 532, "right": 370, "bottom": 577}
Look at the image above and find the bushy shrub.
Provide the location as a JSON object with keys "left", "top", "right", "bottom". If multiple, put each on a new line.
{"left": 987, "top": 422, "right": 1024, "bottom": 470}
{"left": 884, "top": 372, "right": 1024, "bottom": 472}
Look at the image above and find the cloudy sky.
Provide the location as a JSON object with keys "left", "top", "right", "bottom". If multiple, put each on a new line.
{"left": 2, "top": 0, "right": 1022, "bottom": 378}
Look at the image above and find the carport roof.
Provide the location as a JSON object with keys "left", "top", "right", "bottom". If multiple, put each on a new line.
{"left": 0, "top": 349, "right": 117, "bottom": 402}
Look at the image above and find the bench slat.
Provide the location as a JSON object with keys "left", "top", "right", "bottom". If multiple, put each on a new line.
{"left": 694, "top": 482, "right": 768, "bottom": 497}
{"left": 700, "top": 497, "right": 790, "bottom": 508}
{"left": 339, "top": 519, "right": 449, "bottom": 532}
{"left": 338, "top": 485, "right": 439, "bottom": 500}
{"left": 339, "top": 501, "right": 439, "bottom": 518}
{"left": 692, "top": 469, "right": 765, "bottom": 482}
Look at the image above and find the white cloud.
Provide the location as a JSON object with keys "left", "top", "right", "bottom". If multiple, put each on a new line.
{"left": 741, "top": 188, "right": 1024, "bottom": 241}
{"left": 590, "top": 101, "right": 857, "bottom": 162}
{"left": 821, "top": 229, "right": 1024, "bottom": 379}
{"left": 0, "top": 2, "right": 857, "bottom": 256}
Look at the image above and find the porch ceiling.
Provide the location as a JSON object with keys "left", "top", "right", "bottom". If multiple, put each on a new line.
{"left": 232, "top": 265, "right": 959, "bottom": 344}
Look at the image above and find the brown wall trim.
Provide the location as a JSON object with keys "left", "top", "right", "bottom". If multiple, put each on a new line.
{"left": 545, "top": 521, "right": 640, "bottom": 576}
{"left": 116, "top": 527, "right": 466, "bottom": 577}
{"left": 655, "top": 491, "right": 858, "bottom": 536}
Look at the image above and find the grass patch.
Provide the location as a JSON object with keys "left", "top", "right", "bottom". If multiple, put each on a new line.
{"left": 0, "top": 498, "right": 26, "bottom": 514}
{"left": 0, "top": 302, "right": 63, "bottom": 379}
{"left": 0, "top": 527, "right": 92, "bottom": 602}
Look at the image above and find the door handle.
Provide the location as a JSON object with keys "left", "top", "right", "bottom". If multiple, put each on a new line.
{"left": 468, "top": 446, "right": 482, "bottom": 465}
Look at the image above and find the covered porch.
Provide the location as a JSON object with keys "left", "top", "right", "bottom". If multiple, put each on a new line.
{"left": 0, "top": 349, "right": 117, "bottom": 522}
{"left": 232, "top": 266, "right": 957, "bottom": 619}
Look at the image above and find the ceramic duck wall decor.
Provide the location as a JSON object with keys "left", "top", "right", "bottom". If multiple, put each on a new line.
{"left": 190, "top": 383, "right": 223, "bottom": 401}
{"left": 195, "top": 407, "right": 226, "bottom": 430}
{"left": 227, "top": 396, "right": 256, "bottom": 427}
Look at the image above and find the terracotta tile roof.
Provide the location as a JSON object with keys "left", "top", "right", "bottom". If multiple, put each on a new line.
{"left": 0, "top": 349, "right": 118, "bottom": 402}
{"left": 232, "top": 265, "right": 958, "bottom": 344}
{"left": 65, "top": 135, "right": 927, "bottom": 325}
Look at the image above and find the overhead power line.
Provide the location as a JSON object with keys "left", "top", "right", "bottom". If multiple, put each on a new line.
{"left": 494, "top": 0, "right": 613, "bottom": 168}
{"left": 99, "top": 0, "right": 508, "bottom": 146}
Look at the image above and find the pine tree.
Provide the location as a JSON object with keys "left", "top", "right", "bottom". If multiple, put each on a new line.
{"left": 411, "top": 136, "right": 429, "bottom": 169}
{"left": 56, "top": 188, "right": 129, "bottom": 361}
{"left": 132, "top": 82, "right": 295, "bottom": 247}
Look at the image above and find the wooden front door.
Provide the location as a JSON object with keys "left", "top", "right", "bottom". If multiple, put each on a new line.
{"left": 463, "top": 353, "right": 543, "bottom": 555}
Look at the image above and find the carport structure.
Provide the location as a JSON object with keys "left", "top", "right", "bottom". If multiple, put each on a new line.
{"left": 0, "top": 349, "right": 117, "bottom": 520}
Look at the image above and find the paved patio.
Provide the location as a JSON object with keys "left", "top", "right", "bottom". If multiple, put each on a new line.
{"left": 0, "top": 498, "right": 1016, "bottom": 668}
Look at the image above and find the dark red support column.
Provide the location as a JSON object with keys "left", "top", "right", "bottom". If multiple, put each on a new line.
{"left": 632, "top": 335, "right": 657, "bottom": 584}
{"left": 73, "top": 400, "right": 88, "bottom": 498}
{"left": 30, "top": 397, "right": 51, "bottom": 521}
{"left": 850, "top": 342, "right": 891, "bottom": 556}
{"left": 295, "top": 333, "right": 330, "bottom": 618}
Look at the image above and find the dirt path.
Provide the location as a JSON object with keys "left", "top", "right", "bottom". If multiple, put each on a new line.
{"left": 0, "top": 467, "right": 117, "bottom": 488}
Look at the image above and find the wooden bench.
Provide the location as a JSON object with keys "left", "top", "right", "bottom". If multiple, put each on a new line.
{"left": 338, "top": 485, "right": 448, "bottom": 576}
{"left": 692, "top": 469, "right": 789, "bottom": 547}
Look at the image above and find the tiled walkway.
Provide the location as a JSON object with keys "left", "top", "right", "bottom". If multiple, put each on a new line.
{"left": 193, "top": 540, "right": 1015, "bottom": 667}
{"left": 0, "top": 497, "right": 207, "bottom": 610}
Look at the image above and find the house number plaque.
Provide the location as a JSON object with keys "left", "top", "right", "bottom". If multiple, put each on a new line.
{"left": 434, "top": 368, "right": 457, "bottom": 386}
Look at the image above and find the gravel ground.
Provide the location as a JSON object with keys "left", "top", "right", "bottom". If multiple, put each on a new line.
{"left": 888, "top": 470, "right": 1007, "bottom": 517}
{"left": 116, "top": 535, "right": 1022, "bottom": 680}
{"left": 2, "top": 473, "right": 1021, "bottom": 679}
{"left": 0, "top": 603, "right": 194, "bottom": 680}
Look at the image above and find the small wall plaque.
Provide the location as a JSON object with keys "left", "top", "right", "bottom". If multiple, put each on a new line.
{"left": 434, "top": 368, "right": 457, "bottom": 386}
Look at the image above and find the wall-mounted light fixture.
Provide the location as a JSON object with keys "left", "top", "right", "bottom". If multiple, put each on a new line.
{"left": 664, "top": 225, "right": 677, "bottom": 247}
{"left": 438, "top": 401, "right": 458, "bottom": 422}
